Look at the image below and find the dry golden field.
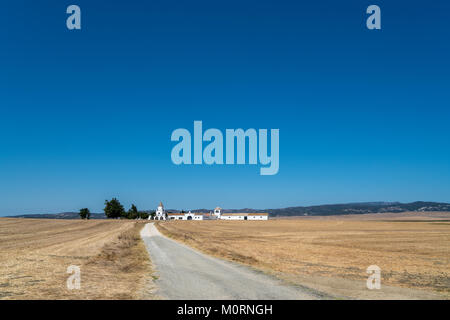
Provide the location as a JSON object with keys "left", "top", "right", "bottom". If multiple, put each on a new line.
{"left": 0, "top": 218, "right": 155, "bottom": 300}
{"left": 157, "top": 212, "right": 450, "bottom": 299}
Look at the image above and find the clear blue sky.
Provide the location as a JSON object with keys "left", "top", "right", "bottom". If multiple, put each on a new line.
{"left": 0, "top": 1, "right": 449, "bottom": 215}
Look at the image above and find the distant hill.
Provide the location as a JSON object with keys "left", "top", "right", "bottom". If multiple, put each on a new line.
{"left": 6, "top": 201, "right": 450, "bottom": 219}
{"left": 9, "top": 212, "right": 107, "bottom": 219}
{"left": 187, "top": 201, "right": 450, "bottom": 217}
{"left": 265, "top": 201, "right": 450, "bottom": 217}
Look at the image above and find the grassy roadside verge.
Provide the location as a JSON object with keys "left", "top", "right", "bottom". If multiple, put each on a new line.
{"left": 79, "top": 221, "right": 156, "bottom": 299}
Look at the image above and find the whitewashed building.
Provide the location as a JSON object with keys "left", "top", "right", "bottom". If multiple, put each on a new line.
{"left": 149, "top": 202, "right": 204, "bottom": 220}
{"left": 150, "top": 203, "right": 267, "bottom": 221}
{"left": 148, "top": 202, "right": 203, "bottom": 220}
{"left": 167, "top": 211, "right": 204, "bottom": 220}
{"left": 219, "top": 213, "right": 269, "bottom": 220}
{"left": 151, "top": 201, "right": 167, "bottom": 220}
{"left": 213, "top": 207, "right": 222, "bottom": 218}
{"left": 213, "top": 207, "right": 269, "bottom": 220}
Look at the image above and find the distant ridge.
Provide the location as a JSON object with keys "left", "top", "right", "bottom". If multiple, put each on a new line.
{"left": 187, "top": 201, "right": 450, "bottom": 217}
{"left": 264, "top": 201, "right": 450, "bottom": 217}
{"left": 5, "top": 201, "right": 450, "bottom": 219}
{"left": 8, "top": 212, "right": 107, "bottom": 219}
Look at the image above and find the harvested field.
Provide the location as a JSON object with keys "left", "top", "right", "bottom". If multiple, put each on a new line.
{"left": 156, "top": 212, "right": 450, "bottom": 299}
{"left": 0, "top": 218, "right": 155, "bottom": 300}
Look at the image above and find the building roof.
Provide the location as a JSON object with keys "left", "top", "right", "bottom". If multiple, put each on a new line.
{"left": 167, "top": 212, "right": 204, "bottom": 216}
{"left": 159, "top": 201, "right": 163, "bottom": 207}
{"left": 221, "top": 213, "right": 269, "bottom": 216}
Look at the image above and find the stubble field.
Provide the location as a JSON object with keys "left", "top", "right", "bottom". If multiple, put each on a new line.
{"left": 0, "top": 218, "right": 155, "bottom": 300}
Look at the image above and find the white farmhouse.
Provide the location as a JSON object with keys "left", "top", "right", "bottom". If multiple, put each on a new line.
{"left": 213, "top": 207, "right": 269, "bottom": 220}
{"left": 150, "top": 203, "right": 268, "bottom": 221}
{"left": 151, "top": 201, "right": 167, "bottom": 220}
{"left": 219, "top": 213, "right": 269, "bottom": 220}
{"left": 167, "top": 211, "right": 204, "bottom": 220}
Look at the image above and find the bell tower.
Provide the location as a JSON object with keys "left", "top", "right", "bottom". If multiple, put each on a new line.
{"left": 155, "top": 201, "right": 166, "bottom": 220}
{"left": 213, "top": 207, "right": 222, "bottom": 218}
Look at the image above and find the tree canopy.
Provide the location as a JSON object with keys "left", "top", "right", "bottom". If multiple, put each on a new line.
{"left": 104, "top": 198, "right": 125, "bottom": 219}
{"left": 127, "top": 204, "right": 139, "bottom": 219}
{"left": 79, "top": 208, "right": 90, "bottom": 220}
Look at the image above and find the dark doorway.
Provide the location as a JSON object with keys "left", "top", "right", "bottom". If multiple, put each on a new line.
{"left": 244, "top": 216, "right": 248, "bottom": 220}
{"left": 187, "top": 216, "right": 193, "bottom": 220}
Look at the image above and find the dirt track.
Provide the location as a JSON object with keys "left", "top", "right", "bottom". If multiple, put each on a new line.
{"left": 140, "top": 223, "right": 323, "bottom": 299}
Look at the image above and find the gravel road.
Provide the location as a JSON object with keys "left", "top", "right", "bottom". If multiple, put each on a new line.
{"left": 140, "top": 223, "right": 321, "bottom": 300}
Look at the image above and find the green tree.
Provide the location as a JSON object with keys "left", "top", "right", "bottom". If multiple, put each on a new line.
{"left": 139, "top": 211, "right": 149, "bottom": 219}
{"left": 79, "top": 208, "right": 90, "bottom": 220}
{"left": 127, "top": 204, "right": 139, "bottom": 219}
{"left": 104, "top": 198, "right": 125, "bottom": 219}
